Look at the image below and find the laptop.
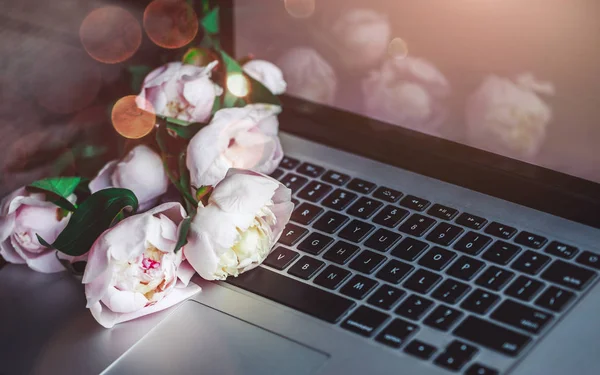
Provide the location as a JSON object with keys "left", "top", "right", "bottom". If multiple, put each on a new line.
{"left": 2, "top": 1, "right": 600, "bottom": 374}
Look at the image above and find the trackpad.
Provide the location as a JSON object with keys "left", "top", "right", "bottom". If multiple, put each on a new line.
{"left": 104, "top": 300, "right": 329, "bottom": 375}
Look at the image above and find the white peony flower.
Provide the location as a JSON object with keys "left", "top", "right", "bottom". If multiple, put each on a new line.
{"left": 242, "top": 59, "right": 287, "bottom": 95}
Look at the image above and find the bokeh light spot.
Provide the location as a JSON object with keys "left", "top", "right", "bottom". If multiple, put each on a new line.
{"left": 388, "top": 37, "right": 409, "bottom": 59}
{"left": 112, "top": 96, "right": 156, "bottom": 139}
{"left": 227, "top": 73, "right": 250, "bottom": 97}
{"left": 144, "top": 0, "right": 199, "bottom": 49}
{"left": 80, "top": 6, "right": 142, "bottom": 64}
{"left": 284, "top": 0, "right": 316, "bottom": 19}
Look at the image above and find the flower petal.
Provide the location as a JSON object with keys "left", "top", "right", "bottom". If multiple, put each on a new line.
{"left": 89, "top": 160, "right": 117, "bottom": 193}
{"left": 209, "top": 170, "right": 279, "bottom": 214}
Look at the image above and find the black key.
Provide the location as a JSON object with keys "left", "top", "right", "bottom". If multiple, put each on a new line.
{"left": 349, "top": 250, "right": 387, "bottom": 274}
{"left": 482, "top": 240, "right": 521, "bottom": 265}
{"left": 312, "top": 211, "right": 348, "bottom": 234}
{"left": 278, "top": 224, "right": 308, "bottom": 246}
{"left": 372, "top": 186, "right": 403, "bottom": 203}
{"left": 297, "top": 232, "right": 334, "bottom": 255}
{"left": 484, "top": 221, "right": 517, "bottom": 239}
{"left": 391, "top": 238, "right": 429, "bottom": 261}
{"left": 291, "top": 202, "right": 323, "bottom": 225}
{"left": 395, "top": 294, "right": 434, "bottom": 320}
{"left": 446, "top": 256, "right": 485, "bottom": 281}
{"left": 347, "top": 178, "right": 376, "bottom": 194}
{"left": 322, "top": 189, "right": 357, "bottom": 211}
{"left": 461, "top": 288, "right": 499, "bottom": 315}
{"left": 466, "top": 363, "right": 499, "bottom": 375}
{"left": 511, "top": 250, "right": 551, "bottom": 275}
{"left": 404, "top": 340, "right": 437, "bottom": 360}
{"left": 297, "top": 181, "right": 333, "bottom": 202}
{"left": 340, "top": 275, "right": 379, "bottom": 300}
{"left": 292, "top": 198, "right": 300, "bottom": 206}
{"left": 399, "top": 195, "right": 430, "bottom": 211}
{"left": 288, "top": 256, "right": 324, "bottom": 279}
{"left": 515, "top": 231, "right": 548, "bottom": 249}
{"left": 455, "top": 212, "right": 488, "bottom": 230}
{"left": 313, "top": 265, "right": 351, "bottom": 290}
{"left": 296, "top": 162, "right": 324, "bottom": 177}
{"left": 398, "top": 214, "right": 437, "bottom": 237}
{"left": 576, "top": 251, "right": 600, "bottom": 270}
{"left": 454, "top": 231, "right": 492, "bottom": 255}
{"left": 544, "top": 241, "right": 578, "bottom": 259}
{"left": 372, "top": 205, "right": 410, "bottom": 228}
{"left": 418, "top": 246, "right": 457, "bottom": 271}
{"left": 431, "top": 279, "right": 470, "bottom": 304}
{"left": 491, "top": 299, "right": 553, "bottom": 334}
{"left": 404, "top": 269, "right": 442, "bottom": 294}
{"left": 505, "top": 276, "right": 544, "bottom": 302}
{"left": 376, "top": 259, "right": 414, "bottom": 284}
{"left": 434, "top": 340, "right": 478, "bottom": 371}
{"left": 338, "top": 219, "right": 375, "bottom": 243}
{"left": 321, "top": 170, "right": 350, "bottom": 186}
{"left": 428, "top": 204, "right": 459, "bottom": 221}
{"left": 453, "top": 316, "right": 531, "bottom": 357}
{"left": 375, "top": 318, "right": 418, "bottom": 348}
{"left": 541, "top": 260, "right": 597, "bottom": 290}
{"left": 368, "top": 285, "right": 406, "bottom": 310}
{"left": 323, "top": 241, "right": 359, "bottom": 264}
{"left": 475, "top": 266, "right": 515, "bottom": 291}
{"left": 280, "top": 156, "right": 300, "bottom": 170}
{"left": 347, "top": 197, "right": 383, "bottom": 219}
{"left": 426, "top": 222, "right": 464, "bottom": 246}
{"left": 270, "top": 168, "right": 284, "bottom": 179}
{"left": 280, "top": 173, "right": 309, "bottom": 192}
{"left": 227, "top": 267, "right": 355, "bottom": 323}
{"left": 264, "top": 247, "right": 299, "bottom": 270}
{"left": 535, "top": 286, "right": 575, "bottom": 312}
{"left": 341, "top": 305, "right": 389, "bottom": 337}
{"left": 364, "top": 228, "right": 401, "bottom": 252}
{"left": 424, "top": 305, "right": 463, "bottom": 331}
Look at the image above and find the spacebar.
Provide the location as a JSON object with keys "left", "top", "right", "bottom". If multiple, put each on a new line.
{"left": 226, "top": 267, "right": 356, "bottom": 323}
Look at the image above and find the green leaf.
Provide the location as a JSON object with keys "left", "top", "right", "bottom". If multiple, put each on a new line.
{"left": 201, "top": 7, "right": 219, "bottom": 34}
{"left": 37, "top": 188, "right": 139, "bottom": 256}
{"left": 167, "top": 122, "right": 205, "bottom": 140}
{"left": 245, "top": 74, "right": 282, "bottom": 106}
{"left": 128, "top": 65, "right": 152, "bottom": 93}
{"left": 174, "top": 216, "right": 193, "bottom": 253}
{"left": 27, "top": 177, "right": 81, "bottom": 212}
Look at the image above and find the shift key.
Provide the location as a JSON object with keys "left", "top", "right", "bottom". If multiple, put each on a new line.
{"left": 453, "top": 316, "right": 531, "bottom": 357}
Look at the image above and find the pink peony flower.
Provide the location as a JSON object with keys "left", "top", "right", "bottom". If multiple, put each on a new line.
{"left": 243, "top": 59, "right": 287, "bottom": 95}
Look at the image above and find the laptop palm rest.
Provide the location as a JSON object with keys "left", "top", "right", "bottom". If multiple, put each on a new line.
{"left": 102, "top": 300, "right": 329, "bottom": 375}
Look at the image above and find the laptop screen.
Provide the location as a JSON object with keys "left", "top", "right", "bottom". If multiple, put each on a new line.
{"left": 233, "top": 0, "right": 600, "bottom": 184}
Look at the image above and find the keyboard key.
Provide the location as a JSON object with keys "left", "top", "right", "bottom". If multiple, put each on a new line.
{"left": 426, "top": 222, "right": 464, "bottom": 246}
{"left": 541, "top": 260, "right": 597, "bottom": 290}
{"left": 280, "top": 173, "right": 309, "bottom": 192}
{"left": 347, "top": 178, "right": 376, "bottom": 194}
{"left": 323, "top": 241, "right": 359, "bottom": 264}
{"left": 395, "top": 294, "right": 434, "bottom": 320}
{"left": 576, "top": 251, "right": 600, "bottom": 270}
{"left": 375, "top": 259, "right": 414, "bottom": 284}
{"left": 264, "top": 247, "right": 299, "bottom": 270}
{"left": 297, "top": 181, "right": 332, "bottom": 202}
{"left": 427, "top": 204, "right": 459, "bottom": 221}
{"left": 434, "top": 340, "right": 478, "bottom": 371}
{"left": 321, "top": 170, "right": 350, "bottom": 186}
{"left": 372, "top": 205, "right": 409, "bottom": 228}
{"left": 511, "top": 250, "right": 551, "bottom": 275}
{"left": 453, "top": 316, "right": 531, "bottom": 357}
{"left": 375, "top": 318, "right": 417, "bottom": 348}
{"left": 398, "top": 214, "right": 436, "bottom": 237}
{"left": 313, "top": 265, "right": 351, "bottom": 290}
{"left": 446, "top": 256, "right": 485, "bottom": 281}
{"left": 455, "top": 212, "right": 487, "bottom": 230}
{"left": 515, "top": 231, "right": 547, "bottom": 249}
{"left": 227, "top": 267, "right": 355, "bottom": 323}
{"left": 404, "top": 340, "right": 437, "bottom": 360}
{"left": 291, "top": 202, "right": 323, "bottom": 225}
{"left": 288, "top": 256, "right": 324, "bottom": 279}
{"left": 297, "top": 232, "right": 334, "bottom": 255}
{"left": 505, "top": 276, "right": 544, "bottom": 301}
{"left": 424, "top": 305, "right": 463, "bottom": 331}
{"left": 312, "top": 211, "right": 348, "bottom": 234}
{"left": 418, "top": 246, "right": 457, "bottom": 271}
{"left": 482, "top": 240, "right": 521, "bottom": 265}
{"left": 535, "top": 286, "right": 575, "bottom": 312}
{"left": 544, "top": 241, "right": 578, "bottom": 259}
{"left": 349, "top": 250, "right": 387, "bottom": 274}
{"left": 341, "top": 305, "right": 389, "bottom": 337}
{"left": 461, "top": 289, "right": 499, "bottom": 315}
{"left": 296, "top": 162, "right": 324, "bottom": 177}
{"left": 399, "top": 195, "right": 430, "bottom": 211}
{"left": 279, "top": 156, "right": 300, "bottom": 169}
{"left": 391, "top": 238, "right": 429, "bottom": 261}
{"left": 404, "top": 269, "right": 442, "bottom": 294}
{"left": 339, "top": 219, "right": 375, "bottom": 243}
{"left": 491, "top": 299, "right": 553, "bottom": 334}
{"left": 454, "top": 231, "right": 492, "bottom": 255}
{"left": 270, "top": 168, "right": 284, "bottom": 179}
{"left": 340, "top": 275, "right": 379, "bottom": 300}
{"left": 368, "top": 285, "right": 406, "bottom": 310}
{"left": 466, "top": 363, "right": 499, "bottom": 375}
{"left": 475, "top": 266, "right": 514, "bottom": 291}
{"left": 372, "top": 186, "right": 403, "bottom": 203}
{"left": 278, "top": 224, "right": 309, "bottom": 246}
{"left": 322, "top": 189, "right": 357, "bottom": 211}
{"left": 431, "top": 279, "right": 470, "bottom": 304}
{"left": 347, "top": 197, "right": 383, "bottom": 219}
{"left": 364, "top": 228, "right": 401, "bottom": 252}
{"left": 484, "top": 221, "right": 517, "bottom": 239}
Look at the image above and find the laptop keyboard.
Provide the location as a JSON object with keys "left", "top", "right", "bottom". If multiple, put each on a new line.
{"left": 227, "top": 155, "right": 600, "bottom": 374}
